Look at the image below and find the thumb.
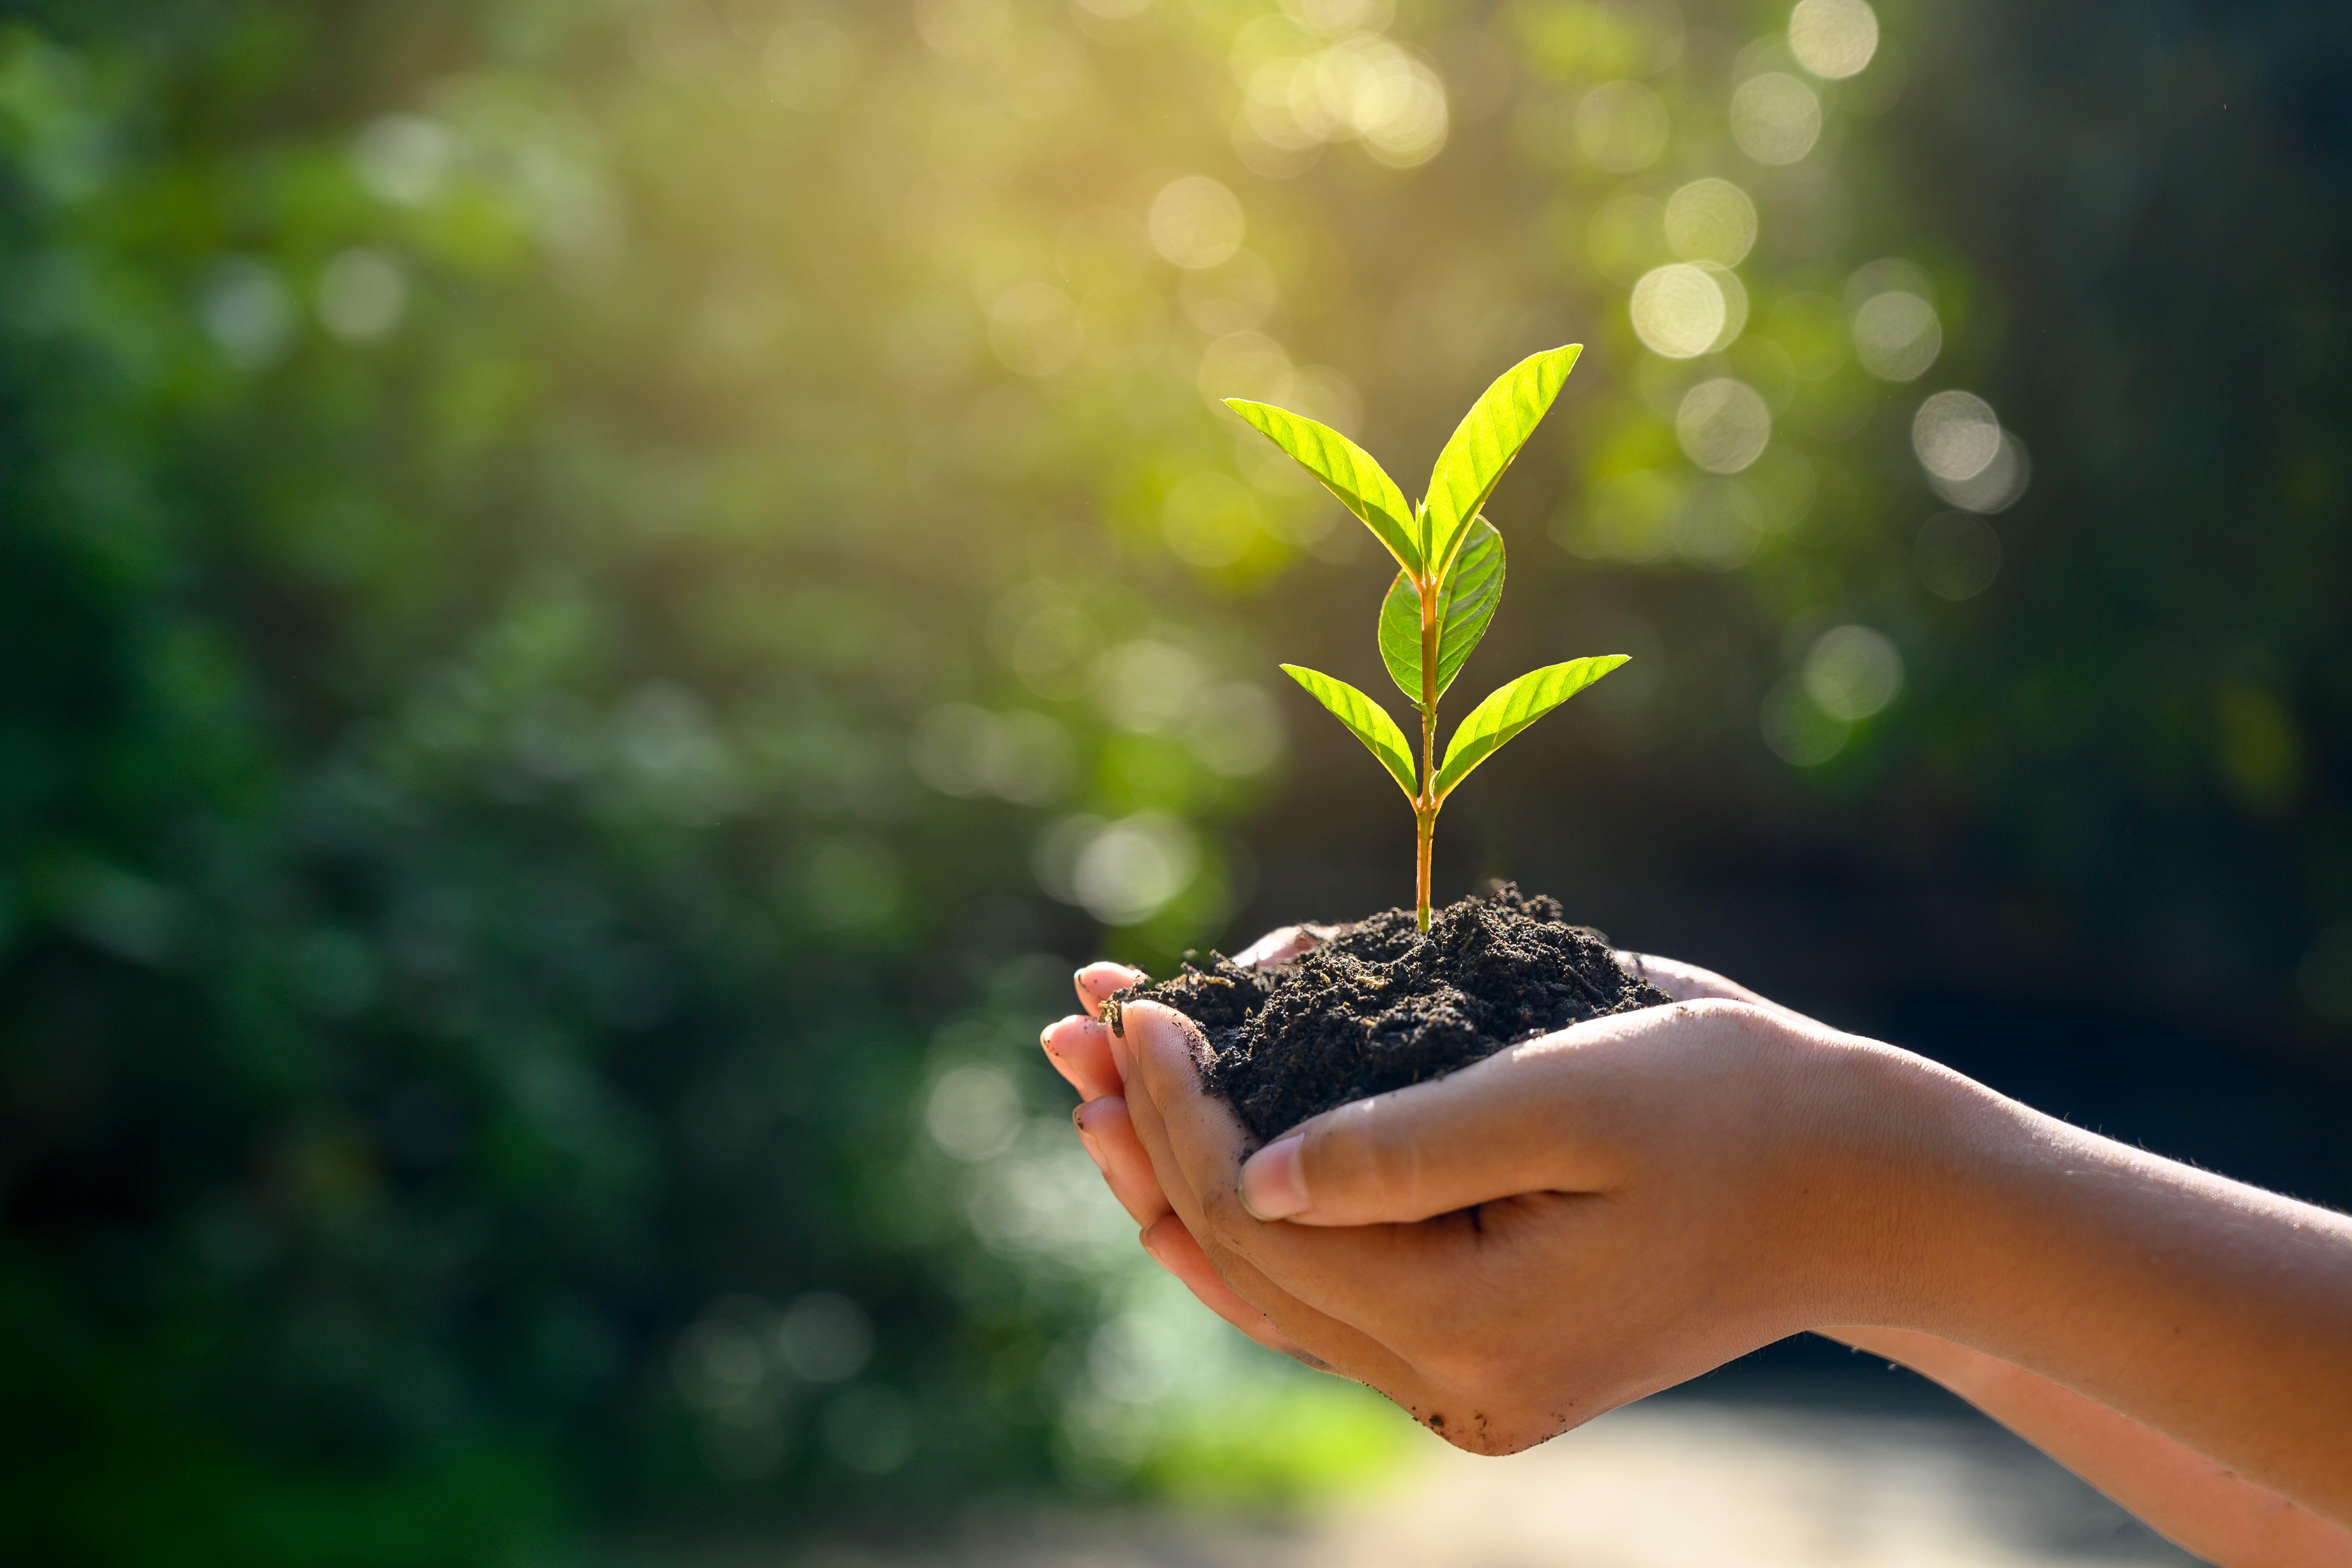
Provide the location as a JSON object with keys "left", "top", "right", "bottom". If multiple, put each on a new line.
{"left": 1236, "top": 1022, "right": 1633, "bottom": 1227}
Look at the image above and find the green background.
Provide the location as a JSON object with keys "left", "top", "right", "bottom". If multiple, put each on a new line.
{"left": 4, "top": 0, "right": 2349, "bottom": 1561}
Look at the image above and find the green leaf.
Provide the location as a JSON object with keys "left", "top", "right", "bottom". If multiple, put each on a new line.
{"left": 1431, "top": 654, "right": 1626, "bottom": 802}
{"left": 1377, "top": 517, "right": 1506, "bottom": 705}
{"left": 1226, "top": 399, "right": 1423, "bottom": 578}
{"left": 1421, "top": 345, "right": 1582, "bottom": 583}
{"left": 1278, "top": 664, "right": 1418, "bottom": 800}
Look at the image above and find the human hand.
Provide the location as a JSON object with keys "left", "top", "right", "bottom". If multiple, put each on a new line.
{"left": 1039, "top": 927, "right": 1339, "bottom": 1365}
{"left": 1037, "top": 936, "right": 1831, "bottom": 1399}
{"left": 1047, "top": 942, "right": 2352, "bottom": 1545}
{"left": 1102, "top": 989, "right": 1929, "bottom": 1452}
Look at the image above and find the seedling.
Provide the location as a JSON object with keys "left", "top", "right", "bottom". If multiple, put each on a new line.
{"left": 1228, "top": 345, "right": 1625, "bottom": 933}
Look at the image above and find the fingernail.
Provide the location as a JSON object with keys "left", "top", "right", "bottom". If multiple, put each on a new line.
{"left": 1137, "top": 1223, "right": 1167, "bottom": 1265}
{"left": 1071, "top": 1102, "right": 1110, "bottom": 1176}
{"left": 1239, "top": 1134, "right": 1308, "bottom": 1220}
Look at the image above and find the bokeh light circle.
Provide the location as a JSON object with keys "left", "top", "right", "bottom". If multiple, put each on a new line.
{"left": 1803, "top": 624, "right": 1904, "bottom": 721}
{"left": 1760, "top": 677, "right": 1850, "bottom": 765}
{"left": 1322, "top": 36, "right": 1450, "bottom": 166}
{"left": 1664, "top": 178, "right": 1758, "bottom": 266}
{"left": 1677, "top": 378, "right": 1773, "bottom": 474}
{"left": 1149, "top": 176, "right": 1245, "bottom": 270}
{"left": 1789, "top": 0, "right": 1880, "bottom": 80}
{"left": 1911, "top": 390, "right": 2002, "bottom": 482}
{"left": 1851, "top": 290, "right": 1941, "bottom": 381}
{"left": 1701, "top": 263, "right": 1750, "bottom": 352}
{"left": 1071, "top": 812, "right": 1199, "bottom": 926}
{"left": 1630, "top": 263, "right": 1726, "bottom": 359}
{"left": 1730, "top": 72, "right": 1821, "bottom": 165}
{"left": 1196, "top": 330, "right": 1294, "bottom": 407}
{"left": 1929, "top": 431, "right": 2031, "bottom": 513}
{"left": 316, "top": 248, "right": 407, "bottom": 341}
{"left": 353, "top": 114, "right": 453, "bottom": 206}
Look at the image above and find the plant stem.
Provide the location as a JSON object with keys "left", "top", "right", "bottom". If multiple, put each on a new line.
{"left": 1416, "top": 574, "right": 1441, "bottom": 933}
{"left": 1414, "top": 802, "right": 1434, "bottom": 933}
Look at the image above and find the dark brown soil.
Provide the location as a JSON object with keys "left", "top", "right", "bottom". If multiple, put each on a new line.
{"left": 1106, "top": 885, "right": 1674, "bottom": 1145}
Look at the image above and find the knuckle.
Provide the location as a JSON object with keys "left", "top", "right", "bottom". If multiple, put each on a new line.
{"left": 1305, "top": 1101, "right": 1426, "bottom": 1213}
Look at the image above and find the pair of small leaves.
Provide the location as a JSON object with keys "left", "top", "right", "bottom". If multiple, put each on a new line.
{"left": 1378, "top": 517, "right": 1503, "bottom": 707}
{"left": 1281, "top": 655, "right": 1627, "bottom": 806}
{"left": 1226, "top": 342, "right": 1583, "bottom": 588}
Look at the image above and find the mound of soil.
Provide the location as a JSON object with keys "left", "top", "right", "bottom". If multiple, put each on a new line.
{"left": 1106, "top": 885, "right": 1674, "bottom": 1144}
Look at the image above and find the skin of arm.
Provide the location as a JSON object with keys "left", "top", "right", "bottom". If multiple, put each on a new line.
{"left": 1829, "top": 1326, "right": 2352, "bottom": 1567}
{"left": 1628, "top": 954, "right": 2352, "bottom": 1564}
{"left": 1039, "top": 946, "right": 2352, "bottom": 1558}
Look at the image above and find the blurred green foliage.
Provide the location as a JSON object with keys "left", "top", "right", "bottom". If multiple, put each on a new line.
{"left": 3, "top": 0, "right": 2349, "bottom": 1562}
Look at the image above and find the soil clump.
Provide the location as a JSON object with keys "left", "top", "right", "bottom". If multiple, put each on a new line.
{"left": 1108, "top": 885, "right": 1673, "bottom": 1145}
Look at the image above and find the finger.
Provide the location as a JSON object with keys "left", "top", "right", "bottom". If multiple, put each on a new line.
{"left": 1234, "top": 1008, "right": 1709, "bottom": 1227}
{"left": 1075, "top": 962, "right": 1145, "bottom": 1020}
{"left": 1617, "top": 953, "right": 1820, "bottom": 1028}
{"left": 1115, "top": 1044, "right": 1420, "bottom": 1382}
{"left": 1138, "top": 1213, "right": 1327, "bottom": 1364}
{"left": 1230, "top": 924, "right": 1336, "bottom": 969}
{"left": 1121, "top": 1087, "right": 1420, "bottom": 1393}
{"left": 1119, "top": 1002, "right": 1452, "bottom": 1333}
{"left": 1073, "top": 1096, "right": 1172, "bottom": 1226}
{"left": 1042, "top": 1014, "right": 1123, "bottom": 1100}
{"left": 1615, "top": 950, "right": 1739, "bottom": 1004}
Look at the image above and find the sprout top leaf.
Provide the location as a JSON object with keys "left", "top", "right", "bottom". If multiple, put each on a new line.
{"left": 1422, "top": 344, "right": 1583, "bottom": 583}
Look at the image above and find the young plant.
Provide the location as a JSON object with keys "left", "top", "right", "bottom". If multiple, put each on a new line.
{"left": 1228, "top": 345, "right": 1626, "bottom": 933}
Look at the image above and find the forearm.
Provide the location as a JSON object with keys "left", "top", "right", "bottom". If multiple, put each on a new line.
{"left": 1843, "top": 1048, "right": 2352, "bottom": 1525}
{"left": 1825, "top": 1327, "right": 2352, "bottom": 1567}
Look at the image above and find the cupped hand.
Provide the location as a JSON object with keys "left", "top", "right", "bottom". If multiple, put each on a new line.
{"left": 1042, "top": 942, "right": 1808, "bottom": 1247}
{"left": 1040, "top": 929, "right": 1335, "bottom": 1364}
{"left": 1041, "top": 937, "right": 1918, "bottom": 1449}
{"left": 1112, "top": 992, "right": 1932, "bottom": 1452}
